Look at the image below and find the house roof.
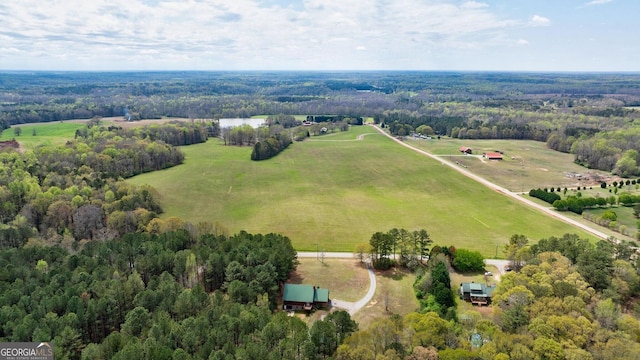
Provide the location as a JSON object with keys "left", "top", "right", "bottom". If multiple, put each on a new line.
{"left": 314, "top": 288, "right": 329, "bottom": 303}
{"left": 460, "top": 282, "right": 496, "bottom": 297}
{"left": 459, "top": 146, "right": 471, "bottom": 152}
{"left": 283, "top": 284, "right": 329, "bottom": 303}
{"left": 283, "top": 284, "right": 314, "bottom": 303}
{"left": 485, "top": 152, "right": 503, "bottom": 159}
{"left": 470, "top": 283, "right": 483, "bottom": 291}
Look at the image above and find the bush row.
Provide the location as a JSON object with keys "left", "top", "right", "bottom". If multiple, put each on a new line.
{"left": 250, "top": 132, "right": 292, "bottom": 161}
{"left": 529, "top": 188, "right": 561, "bottom": 204}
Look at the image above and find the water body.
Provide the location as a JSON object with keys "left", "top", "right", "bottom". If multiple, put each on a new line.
{"left": 219, "top": 118, "right": 265, "bottom": 128}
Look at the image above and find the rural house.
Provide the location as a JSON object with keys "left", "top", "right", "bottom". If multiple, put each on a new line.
{"left": 459, "top": 282, "right": 495, "bottom": 306}
{"left": 459, "top": 146, "right": 472, "bottom": 154}
{"left": 282, "top": 284, "right": 330, "bottom": 311}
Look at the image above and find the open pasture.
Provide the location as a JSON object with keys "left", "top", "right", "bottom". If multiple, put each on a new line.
{"left": 0, "top": 121, "right": 87, "bottom": 150}
{"left": 128, "top": 125, "right": 596, "bottom": 256}
{"left": 406, "top": 137, "right": 613, "bottom": 192}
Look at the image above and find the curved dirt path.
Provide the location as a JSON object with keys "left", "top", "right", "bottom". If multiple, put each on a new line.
{"left": 370, "top": 125, "right": 610, "bottom": 240}
{"left": 330, "top": 262, "right": 376, "bottom": 315}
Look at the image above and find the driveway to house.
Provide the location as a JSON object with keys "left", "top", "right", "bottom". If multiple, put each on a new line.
{"left": 370, "top": 125, "right": 611, "bottom": 240}
{"left": 296, "top": 253, "right": 377, "bottom": 315}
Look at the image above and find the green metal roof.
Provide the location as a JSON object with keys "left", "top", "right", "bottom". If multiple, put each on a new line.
{"left": 314, "top": 288, "right": 329, "bottom": 303}
{"left": 283, "top": 284, "right": 329, "bottom": 303}
{"left": 460, "top": 282, "right": 495, "bottom": 298}
{"left": 283, "top": 284, "right": 314, "bottom": 303}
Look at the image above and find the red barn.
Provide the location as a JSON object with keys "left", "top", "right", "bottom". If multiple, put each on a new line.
{"left": 484, "top": 152, "right": 503, "bottom": 160}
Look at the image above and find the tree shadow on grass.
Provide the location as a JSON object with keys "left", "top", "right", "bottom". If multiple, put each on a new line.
{"left": 287, "top": 270, "right": 305, "bottom": 283}
{"left": 379, "top": 266, "right": 409, "bottom": 281}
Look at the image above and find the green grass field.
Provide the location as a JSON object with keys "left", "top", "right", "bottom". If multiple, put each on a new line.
{"left": 0, "top": 122, "right": 87, "bottom": 150}
{"left": 128, "top": 125, "right": 597, "bottom": 256}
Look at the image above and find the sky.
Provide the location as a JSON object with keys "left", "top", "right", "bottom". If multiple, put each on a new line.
{"left": 0, "top": 0, "right": 637, "bottom": 72}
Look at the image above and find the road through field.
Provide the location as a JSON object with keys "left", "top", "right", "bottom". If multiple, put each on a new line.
{"left": 370, "top": 125, "right": 610, "bottom": 240}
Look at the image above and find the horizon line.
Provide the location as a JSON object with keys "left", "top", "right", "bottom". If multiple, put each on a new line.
{"left": 1, "top": 69, "right": 640, "bottom": 75}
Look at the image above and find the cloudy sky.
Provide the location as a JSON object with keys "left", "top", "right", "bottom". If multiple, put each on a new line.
{"left": 0, "top": 0, "right": 636, "bottom": 71}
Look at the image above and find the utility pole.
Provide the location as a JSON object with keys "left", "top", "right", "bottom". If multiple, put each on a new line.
{"left": 495, "top": 243, "right": 499, "bottom": 259}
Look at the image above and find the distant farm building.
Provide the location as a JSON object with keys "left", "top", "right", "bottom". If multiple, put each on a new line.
{"left": 483, "top": 152, "right": 503, "bottom": 160}
{"left": 282, "top": 284, "right": 330, "bottom": 311}
{"left": 459, "top": 282, "right": 495, "bottom": 306}
{"left": 459, "top": 146, "right": 472, "bottom": 154}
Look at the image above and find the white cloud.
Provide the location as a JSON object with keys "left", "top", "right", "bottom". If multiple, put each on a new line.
{"left": 529, "top": 15, "right": 551, "bottom": 26}
{"left": 585, "top": 0, "right": 614, "bottom": 5}
{"left": 516, "top": 39, "right": 529, "bottom": 45}
{"left": 0, "top": 0, "right": 553, "bottom": 70}
{"left": 460, "top": 1, "right": 489, "bottom": 10}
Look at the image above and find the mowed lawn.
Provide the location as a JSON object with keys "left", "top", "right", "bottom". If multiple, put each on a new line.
{"left": 128, "top": 125, "right": 596, "bottom": 256}
{"left": 290, "top": 259, "right": 370, "bottom": 302}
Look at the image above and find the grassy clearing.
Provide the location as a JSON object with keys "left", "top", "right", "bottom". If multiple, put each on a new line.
{"left": 352, "top": 266, "right": 420, "bottom": 329}
{"left": 289, "top": 258, "right": 369, "bottom": 302}
{"left": 0, "top": 122, "right": 87, "bottom": 150}
{"left": 450, "top": 266, "right": 499, "bottom": 320}
{"left": 551, "top": 186, "right": 640, "bottom": 240}
{"left": 406, "top": 138, "right": 613, "bottom": 192}
{"left": 128, "top": 125, "right": 597, "bottom": 256}
{"left": 587, "top": 206, "right": 637, "bottom": 236}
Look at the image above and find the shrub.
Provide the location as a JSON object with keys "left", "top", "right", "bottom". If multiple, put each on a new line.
{"left": 451, "top": 249, "right": 485, "bottom": 272}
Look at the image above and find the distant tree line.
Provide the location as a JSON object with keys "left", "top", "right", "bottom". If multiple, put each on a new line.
{"left": 6, "top": 71, "right": 640, "bottom": 181}
{"left": 306, "top": 115, "right": 363, "bottom": 125}
{"left": 109, "top": 121, "right": 210, "bottom": 146}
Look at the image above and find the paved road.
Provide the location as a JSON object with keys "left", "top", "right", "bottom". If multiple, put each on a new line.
{"left": 370, "top": 125, "right": 611, "bottom": 240}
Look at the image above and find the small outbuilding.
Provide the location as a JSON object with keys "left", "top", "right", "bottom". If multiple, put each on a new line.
{"left": 483, "top": 152, "right": 503, "bottom": 160}
{"left": 459, "top": 146, "right": 472, "bottom": 154}
{"left": 459, "top": 282, "right": 495, "bottom": 306}
{"left": 282, "top": 284, "right": 330, "bottom": 311}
